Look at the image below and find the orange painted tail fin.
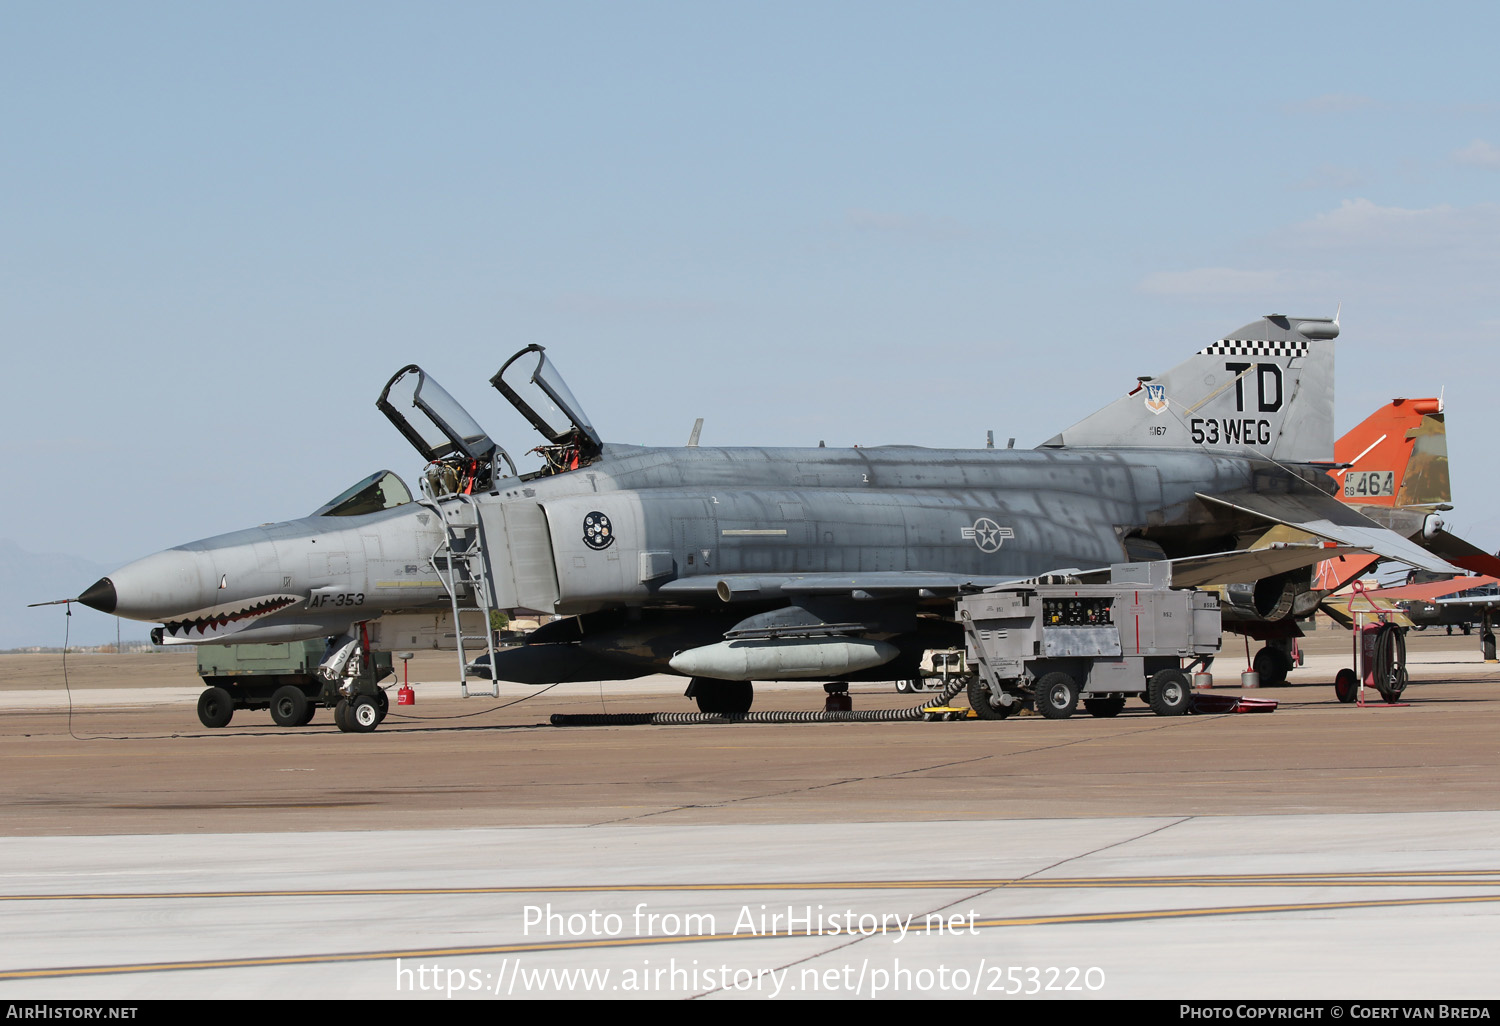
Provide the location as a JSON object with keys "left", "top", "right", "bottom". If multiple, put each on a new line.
{"left": 1329, "top": 397, "right": 1449, "bottom": 507}
{"left": 1314, "top": 397, "right": 1449, "bottom": 593}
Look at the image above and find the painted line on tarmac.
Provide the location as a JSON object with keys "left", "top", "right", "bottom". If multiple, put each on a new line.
{"left": 6, "top": 891, "right": 1500, "bottom": 980}
{"left": 4, "top": 868, "right": 1500, "bottom": 902}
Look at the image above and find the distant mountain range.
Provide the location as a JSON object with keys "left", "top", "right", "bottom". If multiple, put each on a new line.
{"left": 0, "top": 539, "right": 137, "bottom": 649}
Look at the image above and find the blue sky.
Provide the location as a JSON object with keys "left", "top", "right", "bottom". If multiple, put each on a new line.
{"left": 4, "top": 2, "right": 1498, "bottom": 643}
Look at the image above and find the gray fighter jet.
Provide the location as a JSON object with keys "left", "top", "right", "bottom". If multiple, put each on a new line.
{"left": 78, "top": 316, "right": 1454, "bottom": 730}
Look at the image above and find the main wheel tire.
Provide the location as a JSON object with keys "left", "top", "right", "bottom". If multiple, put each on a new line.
{"left": 1253, "top": 646, "right": 1293, "bottom": 687}
{"left": 1036, "top": 671, "right": 1079, "bottom": 719}
{"left": 269, "top": 685, "right": 309, "bottom": 727}
{"left": 1334, "top": 667, "right": 1359, "bottom": 704}
{"left": 349, "top": 695, "right": 381, "bottom": 733}
{"left": 334, "top": 699, "right": 353, "bottom": 733}
{"left": 375, "top": 688, "right": 390, "bottom": 723}
{"left": 691, "top": 679, "right": 753, "bottom": 715}
{"left": 1084, "top": 695, "right": 1126, "bottom": 718}
{"left": 966, "top": 675, "right": 1013, "bottom": 720}
{"left": 197, "top": 687, "right": 235, "bottom": 728}
{"left": 1147, "top": 669, "right": 1192, "bottom": 716}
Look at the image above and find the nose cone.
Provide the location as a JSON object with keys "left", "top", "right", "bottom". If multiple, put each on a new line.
{"left": 78, "top": 578, "right": 117, "bottom": 614}
{"left": 92, "top": 548, "right": 220, "bottom": 622}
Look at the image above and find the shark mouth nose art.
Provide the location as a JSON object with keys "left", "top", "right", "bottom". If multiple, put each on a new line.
{"left": 158, "top": 595, "right": 303, "bottom": 642}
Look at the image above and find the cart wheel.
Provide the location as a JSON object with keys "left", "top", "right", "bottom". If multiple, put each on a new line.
{"left": 196, "top": 687, "right": 234, "bottom": 729}
{"left": 1036, "top": 672, "right": 1079, "bottom": 719}
{"left": 1147, "top": 669, "right": 1191, "bottom": 716}
{"left": 966, "top": 675, "right": 1013, "bottom": 720}
{"left": 269, "top": 685, "right": 308, "bottom": 727}
{"left": 1334, "top": 668, "right": 1359, "bottom": 704}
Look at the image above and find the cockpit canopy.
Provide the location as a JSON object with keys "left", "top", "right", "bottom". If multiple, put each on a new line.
{"left": 313, "top": 470, "right": 414, "bottom": 517}
{"left": 377, "top": 365, "right": 518, "bottom": 496}
{"left": 376, "top": 346, "right": 602, "bottom": 492}
{"left": 378, "top": 365, "right": 505, "bottom": 466}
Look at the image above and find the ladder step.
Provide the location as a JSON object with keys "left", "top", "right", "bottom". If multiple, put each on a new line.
{"left": 427, "top": 497, "right": 501, "bottom": 700}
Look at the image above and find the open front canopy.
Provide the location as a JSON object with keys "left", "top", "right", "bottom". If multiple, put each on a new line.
{"left": 376, "top": 365, "right": 516, "bottom": 494}
{"left": 491, "top": 344, "right": 602, "bottom": 458}
{"left": 377, "top": 365, "right": 498, "bottom": 463}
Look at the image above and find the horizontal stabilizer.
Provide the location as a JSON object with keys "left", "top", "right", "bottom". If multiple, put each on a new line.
{"left": 1073, "top": 543, "right": 1369, "bottom": 589}
{"left": 1417, "top": 527, "right": 1500, "bottom": 579}
{"left": 1196, "top": 487, "right": 1457, "bottom": 574}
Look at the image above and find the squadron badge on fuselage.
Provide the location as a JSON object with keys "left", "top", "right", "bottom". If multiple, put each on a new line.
{"left": 583, "top": 511, "right": 615, "bottom": 550}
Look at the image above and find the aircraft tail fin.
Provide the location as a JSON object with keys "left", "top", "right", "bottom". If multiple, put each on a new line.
{"left": 1330, "top": 396, "right": 1449, "bottom": 506}
{"left": 1309, "top": 396, "right": 1454, "bottom": 590}
{"left": 1041, "top": 314, "right": 1338, "bottom": 464}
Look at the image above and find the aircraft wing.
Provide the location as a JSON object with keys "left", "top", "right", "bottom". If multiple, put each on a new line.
{"left": 1359, "top": 575, "right": 1500, "bottom": 603}
{"left": 1195, "top": 487, "right": 1458, "bottom": 575}
{"left": 1438, "top": 594, "right": 1500, "bottom": 607}
{"left": 656, "top": 571, "right": 1031, "bottom": 601}
{"left": 658, "top": 543, "right": 1370, "bottom": 602}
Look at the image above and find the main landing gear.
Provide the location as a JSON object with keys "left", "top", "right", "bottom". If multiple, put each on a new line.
{"left": 685, "top": 678, "right": 754, "bottom": 715}
{"left": 680, "top": 679, "right": 859, "bottom": 714}
{"left": 1252, "top": 642, "right": 1296, "bottom": 687}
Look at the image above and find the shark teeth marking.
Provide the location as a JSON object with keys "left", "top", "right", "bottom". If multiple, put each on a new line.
{"left": 162, "top": 595, "right": 300, "bottom": 639}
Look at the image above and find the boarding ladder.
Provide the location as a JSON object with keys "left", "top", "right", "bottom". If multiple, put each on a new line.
{"left": 423, "top": 494, "right": 501, "bottom": 698}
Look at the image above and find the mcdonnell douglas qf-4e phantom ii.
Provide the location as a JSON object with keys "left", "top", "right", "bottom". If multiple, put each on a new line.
{"left": 78, "top": 316, "right": 1458, "bottom": 731}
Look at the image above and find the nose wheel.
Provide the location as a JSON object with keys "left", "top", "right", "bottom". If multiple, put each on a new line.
{"left": 335, "top": 691, "right": 388, "bottom": 733}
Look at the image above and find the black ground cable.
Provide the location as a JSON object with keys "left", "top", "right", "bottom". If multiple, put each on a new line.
{"left": 379, "top": 681, "right": 563, "bottom": 721}
{"left": 1369, "top": 622, "right": 1407, "bottom": 701}
{"left": 549, "top": 676, "right": 969, "bottom": 727}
